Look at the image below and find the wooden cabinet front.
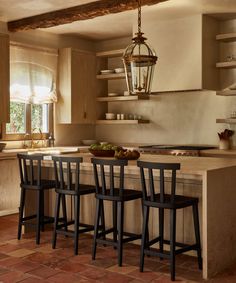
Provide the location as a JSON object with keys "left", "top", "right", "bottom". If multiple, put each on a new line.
{"left": 0, "top": 34, "right": 9, "bottom": 123}
{"left": 57, "top": 48, "right": 97, "bottom": 124}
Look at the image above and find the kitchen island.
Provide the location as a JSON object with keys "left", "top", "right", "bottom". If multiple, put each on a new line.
{"left": 40, "top": 152, "right": 236, "bottom": 280}
{"left": 2, "top": 150, "right": 236, "bottom": 279}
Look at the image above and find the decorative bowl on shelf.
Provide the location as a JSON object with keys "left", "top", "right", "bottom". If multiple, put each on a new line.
{"left": 114, "top": 68, "right": 125, "bottom": 73}
{"left": 108, "top": 93, "right": 119, "bottom": 97}
{"left": 89, "top": 148, "right": 115, "bottom": 157}
{"left": 105, "top": 113, "right": 116, "bottom": 120}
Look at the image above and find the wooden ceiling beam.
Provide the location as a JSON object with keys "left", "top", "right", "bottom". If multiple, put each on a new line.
{"left": 8, "top": 0, "right": 168, "bottom": 32}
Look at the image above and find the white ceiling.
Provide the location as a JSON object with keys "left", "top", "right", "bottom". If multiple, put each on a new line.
{"left": 0, "top": 0, "right": 236, "bottom": 40}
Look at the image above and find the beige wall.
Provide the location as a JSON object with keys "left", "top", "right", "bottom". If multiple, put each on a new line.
{"left": 95, "top": 91, "right": 236, "bottom": 145}
{"left": 95, "top": 16, "right": 236, "bottom": 146}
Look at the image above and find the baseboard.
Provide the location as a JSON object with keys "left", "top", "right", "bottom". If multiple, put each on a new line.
{"left": 0, "top": 209, "right": 18, "bottom": 217}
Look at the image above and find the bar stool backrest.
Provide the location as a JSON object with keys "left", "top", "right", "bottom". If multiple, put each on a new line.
{"left": 137, "top": 161, "right": 180, "bottom": 203}
{"left": 17, "top": 153, "right": 43, "bottom": 188}
{"left": 91, "top": 158, "right": 128, "bottom": 197}
{"left": 52, "top": 156, "right": 83, "bottom": 192}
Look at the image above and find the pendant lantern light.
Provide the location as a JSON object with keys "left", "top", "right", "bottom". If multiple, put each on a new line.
{"left": 123, "top": 0, "right": 157, "bottom": 95}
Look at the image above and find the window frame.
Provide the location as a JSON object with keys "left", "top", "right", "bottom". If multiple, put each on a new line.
{"left": 2, "top": 103, "right": 53, "bottom": 141}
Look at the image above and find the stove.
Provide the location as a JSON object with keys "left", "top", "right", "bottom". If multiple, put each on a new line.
{"left": 139, "top": 145, "right": 216, "bottom": 156}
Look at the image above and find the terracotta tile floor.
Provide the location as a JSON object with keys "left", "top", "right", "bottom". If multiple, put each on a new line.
{"left": 0, "top": 214, "right": 236, "bottom": 282}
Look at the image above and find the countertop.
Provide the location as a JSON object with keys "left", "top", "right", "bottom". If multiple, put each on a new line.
{"left": 40, "top": 152, "right": 236, "bottom": 180}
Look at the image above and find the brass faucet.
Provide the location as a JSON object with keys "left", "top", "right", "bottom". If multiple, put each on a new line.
{"left": 22, "top": 128, "right": 44, "bottom": 149}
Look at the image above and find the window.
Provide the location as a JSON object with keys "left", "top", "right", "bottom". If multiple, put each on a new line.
{"left": 5, "top": 102, "right": 52, "bottom": 139}
{"left": 2, "top": 44, "right": 57, "bottom": 141}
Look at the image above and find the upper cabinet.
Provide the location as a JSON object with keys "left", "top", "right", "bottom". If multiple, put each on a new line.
{"left": 0, "top": 33, "right": 9, "bottom": 123}
{"left": 142, "top": 15, "right": 219, "bottom": 92}
{"left": 57, "top": 48, "right": 97, "bottom": 124}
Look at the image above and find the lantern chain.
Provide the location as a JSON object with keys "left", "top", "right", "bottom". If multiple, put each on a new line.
{"left": 138, "top": 0, "right": 142, "bottom": 33}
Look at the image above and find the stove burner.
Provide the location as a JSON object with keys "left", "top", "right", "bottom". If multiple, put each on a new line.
{"left": 139, "top": 145, "right": 216, "bottom": 156}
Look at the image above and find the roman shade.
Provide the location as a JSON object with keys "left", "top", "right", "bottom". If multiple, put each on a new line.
{"left": 10, "top": 43, "right": 58, "bottom": 104}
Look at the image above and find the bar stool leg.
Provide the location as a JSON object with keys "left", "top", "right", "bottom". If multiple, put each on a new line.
{"left": 36, "top": 190, "right": 41, "bottom": 245}
{"left": 159, "top": 208, "right": 164, "bottom": 260}
{"left": 61, "top": 195, "right": 68, "bottom": 232}
{"left": 140, "top": 205, "right": 149, "bottom": 272}
{"left": 100, "top": 200, "right": 106, "bottom": 240}
{"left": 192, "top": 203, "right": 202, "bottom": 270}
{"left": 170, "top": 209, "right": 176, "bottom": 281}
{"left": 113, "top": 201, "right": 117, "bottom": 246}
{"left": 18, "top": 188, "right": 26, "bottom": 240}
{"left": 40, "top": 190, "right": 45, "bottom": 232}
{"left": 117, "top": 201, "right": 124, "bottom": 267}
{"left": 74, "top": 195, "right": 80, "bottom": 255}
{"left": 52, "top": 193, "right": 61, "bottom": 249}
{"left": 92, "top": 199, "right": 101, "bottom": 260}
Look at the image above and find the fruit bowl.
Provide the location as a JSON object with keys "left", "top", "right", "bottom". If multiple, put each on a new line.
{"left": 115, "top": 150, "right": 140, "bottom": 160}
{"left": 89, "top": 149, "right": 115, "bottom": 157}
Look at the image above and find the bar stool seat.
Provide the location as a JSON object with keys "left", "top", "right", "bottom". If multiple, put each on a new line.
{"left": 145, "top": 193, "right": 198, "bottom": 209}
{"left": 96, "top": 187, "right": 142, "bottom": 201}
{"left": 137, "top": 160, "right": 202, "bottom": 281}
{"left": 23, "top": 179, "right": 56, "bottom": 190}
{"left": 56, "top": 184, "right": 96, "bottom": 196}
{"left": 17, "top": 153, "right": 56, "bottom": 245}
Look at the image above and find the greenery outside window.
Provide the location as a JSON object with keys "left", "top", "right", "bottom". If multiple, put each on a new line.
{"left": 4, "top": 102, "right": 53, "bottom": 141}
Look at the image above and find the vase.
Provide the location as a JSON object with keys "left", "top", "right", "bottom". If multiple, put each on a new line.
{"left": 219, "top": 139, "right": 230, "bottom": 150}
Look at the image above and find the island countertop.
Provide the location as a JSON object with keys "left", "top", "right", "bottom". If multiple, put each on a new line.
{"left": 42, "top": 152, "right": 236, "bottom": 178}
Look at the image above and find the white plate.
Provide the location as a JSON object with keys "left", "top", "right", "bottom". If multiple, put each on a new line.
{"left": 100, "top": 69, "right": 114, "bottom": 74}
{"left": 108, "top": 93, "right": 119, "bottom": 97}
{"left": 114, "top": 68, "right": 125, "bottom": 73}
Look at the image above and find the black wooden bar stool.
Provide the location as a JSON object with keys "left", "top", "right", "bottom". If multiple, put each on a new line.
{"left": 91, "top": 158, "right": 142, "bottom": 266}
{"left": 17, "top": 153, "right": 56, "bottom": 244}
{"left": 137, "top": 160, "right": 202, "bottom": 281}
{"left": 52, "top": 156, "right": 98, "bottom": 255}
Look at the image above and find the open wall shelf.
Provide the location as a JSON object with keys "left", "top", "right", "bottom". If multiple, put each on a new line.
{"left": 216, "top": 61, "right": 236, "bottom": 69}
{"left": 96, "top": 49, "right": 125, "bottom": 58}
{"left": 216, "top": 118, "right": 236, "bottom": 124}
{"left": 216, "top": 90, "right": 236, "bottom": 96}
{"left": 97, "top": 94, "right": 149, "bottom": 102}
{"left": 96, "top": 119, "right": 150, "bottom": 125}
{"left": 216, "top": 32, "right": 236, "bottom": 42}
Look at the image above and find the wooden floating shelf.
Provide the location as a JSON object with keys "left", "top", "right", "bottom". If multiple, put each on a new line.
{"left": 96, "top": 49, "right": 125, "bottom": 58}
{"left": 96, "top": 119, "right": 150, "bottom": 125}
{"left": 216, "top": 90, "right": 236, "bottom": 96}
{"left": 97, "top": 94, "right": 149, "bottom": 102}
{"left": 216, "top": 33, "right": 236, "bottom": 42}
{"left": 96, "top": 73, "right": 126, "bottom": 80}
{"left": 216, "top": 118, "right": 236, "bottom": 124}
{"left": 216, "top": 61, "right": 236, "bottom": 69}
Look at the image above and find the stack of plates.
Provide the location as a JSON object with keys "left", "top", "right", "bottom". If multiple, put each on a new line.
{"left": 100, "top": 69, "right": 114, "bottom": 74}
{"left": 114, "top": 68, "right": 125, "bottom": 73}
{"left": 108, "top": 93, "right": 119, "bottom": 97}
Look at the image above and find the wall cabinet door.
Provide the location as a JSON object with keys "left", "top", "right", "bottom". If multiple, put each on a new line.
{"left": 57, "top": 48, "right": 96, "bottom": 124}
{"left": 0, "top": 33, "right": 9, "bottom": 123}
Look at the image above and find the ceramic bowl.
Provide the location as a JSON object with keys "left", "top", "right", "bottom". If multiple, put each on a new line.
{"left": 105, "top": 113, "right": 116, "bottom": 120}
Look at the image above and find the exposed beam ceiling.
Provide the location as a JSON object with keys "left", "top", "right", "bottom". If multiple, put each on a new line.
{"left": 7, "top": 0, "right": 168, "bottom": 32}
